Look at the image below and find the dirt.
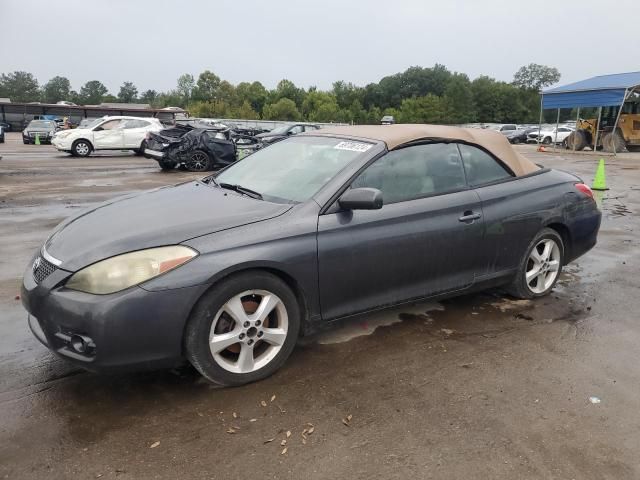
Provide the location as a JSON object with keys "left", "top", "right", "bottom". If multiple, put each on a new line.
{"left": 2, "top": 134, "right": 640, "bottom": 479}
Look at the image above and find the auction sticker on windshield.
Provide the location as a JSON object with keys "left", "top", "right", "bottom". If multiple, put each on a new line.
{"left": 333, "top": 141, "right": 373, "bottom": 152}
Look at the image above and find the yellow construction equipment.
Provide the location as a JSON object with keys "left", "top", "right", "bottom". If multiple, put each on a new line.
{"left": 565, "top": 99, "right": 640, "bottom": 153}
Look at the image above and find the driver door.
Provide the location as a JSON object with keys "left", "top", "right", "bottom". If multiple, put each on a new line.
{"left": 93, "top": 119, "right": 125, "bottom": 149}
{"left": 317, "top": 143, "right": 484, "bottom": 320}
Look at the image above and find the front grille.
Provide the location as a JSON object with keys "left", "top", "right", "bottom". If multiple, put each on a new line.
{"left": 33, "top": 256, "right": 57, "bottom": 284}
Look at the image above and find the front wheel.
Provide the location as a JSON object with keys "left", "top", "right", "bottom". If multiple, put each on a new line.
{"left": 185, "top": 271, "right": 301, "bottom": 386}
{"left": 72, "top": 140, "right": 92, "bottom": 157}
{"left": 542, "top": 136, "right": 552, "bottom": 145}
{"left": 134, "top": 140, "right": 147, "bottom": 156}
{"left": 506, "top": 228, "right": 564, "bottom": 299}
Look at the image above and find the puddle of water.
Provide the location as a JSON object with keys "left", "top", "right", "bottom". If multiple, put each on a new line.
{"left": 314, "top": 301, "right": 444, "bottom": 345}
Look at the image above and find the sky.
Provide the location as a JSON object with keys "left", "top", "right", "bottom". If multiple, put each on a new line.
{"left": 1, "top": 0, "right": 638, "bottom": 94}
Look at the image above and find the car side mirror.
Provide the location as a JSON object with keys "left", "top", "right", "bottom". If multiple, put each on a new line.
{"left": 338, "top": 188, "right": 383, "bottom": 210}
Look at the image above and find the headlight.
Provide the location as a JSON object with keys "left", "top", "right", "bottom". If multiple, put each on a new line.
{"left": 66, "top": 246, "right": 197, "bottom": 294}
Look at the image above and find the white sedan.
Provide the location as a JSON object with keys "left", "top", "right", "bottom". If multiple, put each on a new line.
{"left": 527, "top": 126, "right": 574, "bottom": 145}
{"left": 52, "top": 116, "right": 164, "bottom": 157}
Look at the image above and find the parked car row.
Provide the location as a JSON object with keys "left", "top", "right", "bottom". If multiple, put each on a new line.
{"left": 485, "top": 124, "right": 575, "bottom": 145}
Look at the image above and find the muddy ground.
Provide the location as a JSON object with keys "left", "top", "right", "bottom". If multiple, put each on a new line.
{"left": 1, "top": 133, "right": 639, "bottom": 479}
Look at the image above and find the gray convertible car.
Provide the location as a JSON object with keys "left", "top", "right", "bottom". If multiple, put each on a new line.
{"left": 22, "top": 125, "right": 601, "bottom": 385}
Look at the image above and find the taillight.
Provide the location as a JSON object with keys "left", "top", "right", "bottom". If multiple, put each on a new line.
{"left": 575, "top": 183, "right": 594, "bottom": 199}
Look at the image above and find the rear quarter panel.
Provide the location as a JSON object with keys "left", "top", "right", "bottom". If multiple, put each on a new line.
{"left": 474, "top": 169, "right": 589, "bottom": 275}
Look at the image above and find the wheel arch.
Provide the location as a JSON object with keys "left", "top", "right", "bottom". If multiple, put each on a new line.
{"left": 183, "top": 264, "right": 311, "bottom": 346}
{"left": 545, "top": 222, "right": 572, "bottom": 264}
{"left": 72, "top": 137, "right": 94, "bottom": 151}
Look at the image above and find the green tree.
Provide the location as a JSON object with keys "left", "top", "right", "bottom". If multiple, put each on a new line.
{"left": 332, "top": 81, "right": 363, "bottom": 110}
{"left": 117, "top": 81, "right": 138, "bottom": 103}
{"left": 262, "top": 98, "right": 301, "bottom": 121}
{"left": 42, "top": 76, "right": 72, "bottom": 103}
{"left": 0, "top": 71, "right": 39, "bottom": 102}
{"left": 139, "top": 89, "right": 158, "bottom": 105}
{"left": 273, "top": 79, "right": 305, "bottom": 108}
{"left": 232, "top": 100, "right": 260, "bottom": 120}
{"left": 79, "top": 80, "right": 108, "bottom": 105}
{"left": 443, "top": 73, "right": 475, "bottom": 124}
{"left": 398, "top": 95, "right": 448, "bottom": 124}
{"left": 193, "top": 70, "right": 221, "bottom": 102}
{"left": 236, "top": 81, "right": 267, "bottom": 114}
{"left": 217, "top": 80, "right": 237, "bottom": 106}
{"left": 513, "top": 64, "right": 561, "bottom": 91}
{"left": 176, "top": 73, "right": 195, "bottom": 103}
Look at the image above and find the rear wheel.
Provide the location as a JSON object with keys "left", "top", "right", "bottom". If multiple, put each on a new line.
{"left": 185, "top": 271, "right": 301, "bottom": 386}
{"left": 184, "top": 150, "right": 212, "bottom": 172}
{"left": 506, "top": 228, "right": 564, "bottom": 299}
{"left": 602, "top": 132, "right": 627, "bottom": 153}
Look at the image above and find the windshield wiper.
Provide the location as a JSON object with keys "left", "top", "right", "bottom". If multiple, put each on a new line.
{"left": 218, "top": 182, "right": 263, "bottom": 200}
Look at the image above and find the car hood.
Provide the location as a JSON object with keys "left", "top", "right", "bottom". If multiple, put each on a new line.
{"left": 45, "top": 181, "right": 292, "bottom": 271}
{"left": 25, "top": 127, "right": 56, "bottom": 132}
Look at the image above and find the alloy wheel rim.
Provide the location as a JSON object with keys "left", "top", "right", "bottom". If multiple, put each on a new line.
{"left": 76, "top": 143, "right": 89, "bottom": 155}
{"left": 209, "top": 289, "right": 288, "bottom": 374}
{"left": 525, "top": 239, "right": 560, "bottom": 294}
{"left": 187, "top": 152, "right": 208, "bottom": 171}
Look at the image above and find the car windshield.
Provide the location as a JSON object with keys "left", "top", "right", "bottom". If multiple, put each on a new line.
{"left": 214, "top": 136, "right": 372, "bottom": 203}
{"left": 81, "top": 118, "right": 103, "bottom": 128}
{"left": 28, "top": 121, "right": 55, "bottom": 128}
{"left": 268, "top": 125, "right": 291, "bottom": 135}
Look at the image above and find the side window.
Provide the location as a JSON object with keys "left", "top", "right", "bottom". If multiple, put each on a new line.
{"left": 289, "top": 125, "right": 304, "bottom": 134}
{"left": 502, "top": 125, "right": 516, "bottom": 131}
{"left": 304, "top": 125, "right": 318, "bottom": 131}
{"left": 458, "top": 144, "right": 513, "bottom": 187}
{"left": 123, "top": 119, "right": 150, "bottom": 129}
{"left": 351, "top": 143, "right": 466, "bottom": 204}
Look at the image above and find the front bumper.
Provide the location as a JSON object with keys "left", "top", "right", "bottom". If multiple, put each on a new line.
{"left": 21, "top": 257, "right": 207, "bottom": 372}
{"left": 51, "top": 136, "right": 72, "bottom": 150}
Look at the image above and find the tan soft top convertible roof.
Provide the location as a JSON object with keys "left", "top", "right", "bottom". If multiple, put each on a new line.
{"left": 303, "top": 124, "right": 540, "bottom": 176}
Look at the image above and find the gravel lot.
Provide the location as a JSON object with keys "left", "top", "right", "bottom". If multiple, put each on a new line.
{"left": 1, "top": 132, "right": 640, "bottom": 479}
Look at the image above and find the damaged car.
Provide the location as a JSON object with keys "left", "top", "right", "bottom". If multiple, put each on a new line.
{"left": 145, "top": 124, "right": 237, "bottom": 172}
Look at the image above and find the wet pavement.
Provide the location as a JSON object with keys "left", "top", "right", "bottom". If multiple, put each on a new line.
{"left": 1, "top": 134, "right": 640, "bottom": 479}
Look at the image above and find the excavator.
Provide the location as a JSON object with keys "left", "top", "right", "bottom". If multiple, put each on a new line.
{"left": 565, "top": 95, "right": 640, "bottom": 152}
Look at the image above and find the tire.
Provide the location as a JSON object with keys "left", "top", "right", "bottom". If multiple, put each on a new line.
{"left": 72, "top": 139, "right": 92, "bottom": 157}
{"left": 506, "top": 228, "right": 564, "bottom": 299}
{"left": 565, "top": 130, "right": 588, "bottom": 151}
{"left": 23, "top": 140, "right": 29, "bottom": 144}
{"left": 185, "top": 271, "right": 301, "bottom": 386}
{"left": 184, "top": 150, "right": 212, "bottom": 172}
{"left": 158, "top": 159, "right": 176, "bottom": 171}
{"left": 134, "top": 140, "right": 147, "bottom": 156}
{"left": 601, "top": 132, "right": 627, "bottom": 153}
{"left": 542, "top": 136, "right": 552, "bottom": 145}
{"left": 511, "top": 137, "right": 520, "bottom": 144}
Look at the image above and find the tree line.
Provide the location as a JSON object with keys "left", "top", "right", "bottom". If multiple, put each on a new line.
{"left": 0, "top": 64, "right": 561, "bottom": 124}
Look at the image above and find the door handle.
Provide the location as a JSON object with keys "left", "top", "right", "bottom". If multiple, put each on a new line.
{"left": 458, "top": 211, "right": 482, "bottom": 223}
